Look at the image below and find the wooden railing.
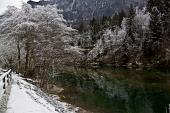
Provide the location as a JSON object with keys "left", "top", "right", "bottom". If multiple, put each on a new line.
{"left": 0, "top": 69, "right": 12, "bottom": 99}
{"left": 166, "top": 104, "right": 170, "bottom": 113}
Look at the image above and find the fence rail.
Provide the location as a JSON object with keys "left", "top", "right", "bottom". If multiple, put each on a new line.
{"left": 0, "top": 69, "right": 12, "bottom": 99}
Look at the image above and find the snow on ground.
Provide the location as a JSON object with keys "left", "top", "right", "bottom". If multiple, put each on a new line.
{"left": 65, "top": 46, "right": 85, "bottom": 54}
{"left": 6, "top": 74, "right": 79, "bottom": 113}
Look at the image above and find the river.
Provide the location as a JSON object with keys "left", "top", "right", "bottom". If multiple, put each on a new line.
{"left": 47, "top": 66, "right": 170, "bottom": 113}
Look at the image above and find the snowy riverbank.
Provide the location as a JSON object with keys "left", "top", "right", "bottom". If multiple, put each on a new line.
{"left": 5, "top": 74, "right": 80, "bottom": 113}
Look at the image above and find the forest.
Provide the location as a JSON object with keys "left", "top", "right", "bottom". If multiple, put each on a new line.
{"left": 0, "top": 0, "right": 169, "bottom": 77}
{"left": 0, "top": 0, "right": 170, "bottom": 113}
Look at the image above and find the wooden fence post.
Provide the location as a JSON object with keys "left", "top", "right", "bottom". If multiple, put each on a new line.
{"left": 2, "top": 70, "right": 12, "bottom": 94}
{"left": 166, "top": 104, "right": 170, "bottom": 113}
{"left": 3, "top": 77, "right": 5, "bottom": 89}
{"left": 3, "top": 77, "right": 6, "bottom": 94}
{"left": 0, "top": 69, "right": 12, "bottom": 96}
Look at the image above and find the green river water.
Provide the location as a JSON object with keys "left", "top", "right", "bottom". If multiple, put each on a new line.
{"left": 49, "top": 66, "right": 170, "bottom": 113}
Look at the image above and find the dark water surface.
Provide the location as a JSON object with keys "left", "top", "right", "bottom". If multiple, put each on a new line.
{"left": 49, "top": 66, "right": 170, "bottom": 113}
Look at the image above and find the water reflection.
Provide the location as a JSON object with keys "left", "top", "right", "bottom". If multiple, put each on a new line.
{"left": 49, "top": 67, "right": 170, "bottom": 113}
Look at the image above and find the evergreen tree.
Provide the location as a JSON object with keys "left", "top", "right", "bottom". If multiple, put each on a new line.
{"left": 101, "top": 15, "right": 110, "bottom": 29}
{"left": 89, "top": 18, "right": 100, "bottom": 34}
{"left": 150, "top": 7, "right": 163, "bottom": 60}
{"left": 118, "top": 5, "right": 136, "bottom": 64}
{"left": 112, "top": 13, "right": 119, "bottom": 26}
{"left": 142, "top": 7, "right": 162, "bottom": 63}
{"left": 126, "top": 4, "right": 136, "bottom": 44}
{"left": 160, "top": 0, "right": 170, "bottom": 52}
{"left": 78, "top": 22, "right": 85, "bottom": 33}
{"left": 147, "top": 0, "right": 159, "bottom": 12}
{"left": 124, "top": 4, "right": 136, "bottom": 62}
{"left": 146, "top": 0, "right": 169, "bottom": 63}
{"left": 118, "top": 10, "right": 126, "bottom": 27}
{"left": 89, "top": 18, "right": 101, "bottom": 44}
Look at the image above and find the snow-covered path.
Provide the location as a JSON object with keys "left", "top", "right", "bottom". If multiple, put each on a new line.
{"left": 0, "top": 82, "right": 11, "bottom": 113}
{"left": 5, "top": 74, "right": 79, "bottom": 113}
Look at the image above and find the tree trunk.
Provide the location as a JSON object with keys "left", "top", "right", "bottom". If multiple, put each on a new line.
{"left": 25, "top": 41, "right": 30, "bottom": 76}
{"left": 17, "top": 37, "right": 21, "bottom": 74}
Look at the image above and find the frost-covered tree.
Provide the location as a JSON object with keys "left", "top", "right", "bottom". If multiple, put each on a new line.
{"left": 133, "top": 8, "right": 150, "bottom": 63}
{"left": 146, "top": 0, "right": 170, "bottom": 63}
{"left": 126, "top": 5, "right": 136, "bottom": 43}
{"left": 87, "top": 21, "right": 126, "bottom": 62}
{"left": 120, "top": 7, "right": 151, "bottom": 65}
{"left": 149, "top": 7, "right": 162, "bottom": 61}
{"left": 0, "top": 6, "right": 23, "bottom": 71}
{"left": 121, "top": 4, "right": 136, "bottom": 64}
{"left": 0, "top": 3, "right": 81, "bottom": 76}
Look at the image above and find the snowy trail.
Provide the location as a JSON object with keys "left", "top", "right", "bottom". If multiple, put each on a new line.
{"left": 0, "top": 83, "right": 11, "bottom": 113}
{"left": 6, "top": 74, "right": 79, "bottom": 113}
{"left": 0, "top": 69, "right": 11, "bottom": 113}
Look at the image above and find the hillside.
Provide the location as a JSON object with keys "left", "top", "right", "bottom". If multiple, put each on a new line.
{"left": 28, "top": 0, "right": 147, "bottom": 22}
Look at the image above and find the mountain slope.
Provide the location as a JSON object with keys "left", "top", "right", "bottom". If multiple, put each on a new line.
{"left": 50, "top": 0, "right": 147, "bottom": 22}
